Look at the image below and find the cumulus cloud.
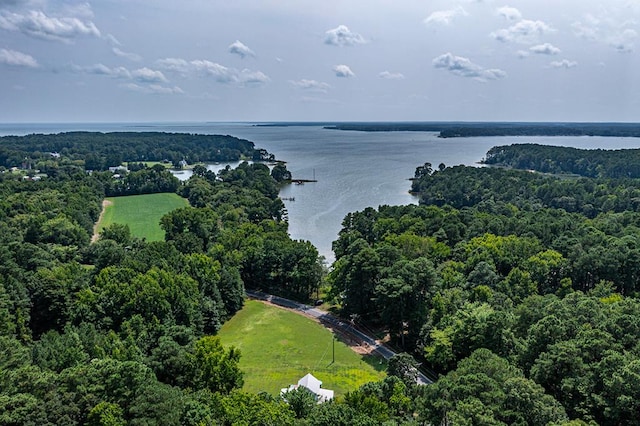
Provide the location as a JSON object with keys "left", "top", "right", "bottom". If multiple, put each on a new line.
{"left": 131, "top": 67, "right": 168, "bottom": 84}
{"left": 0, "top": 9, "right": 100, "bottom": 42}
{"left": 122, "top": 83, "right": 184, "bottom": 94}
{"left": 530, "top": 43, "right": 561, "bottom": 55}
{"left": 112, "top": 47, "right": 142, "bottom": 61}
{"left": 550, "top": 59, "right": 577, "bottom": 69}
{"left": 157, "top": 57, "right": 269, "bottom": 86}
{"left": 238, "top": 69, "right": 269, "bottom": 85}
{"left": 433, "top": 52, "right": 506, "bottom": 81}
{"left": 156, "top": 58, "right": 191, "bottom": 74}
{"left": 333, "top": 64, "right": 354, "bottom": 78}
{"left": 190, "top": 60, "right": 237, "bottom": 83}
{"left": 424, "top": 6, "right": 468, "bottom": 25}
{"left": 491, "top": 19, "right": 553, "bottom": 43}
{"left": 228, "top": 40, "right": 255, "bottom": 58}
{"left": 290, "top": 79, "right": 331, "bottom": 92}
{"left": 72, "top": 63, "right": 182, "bottom": 94}
{"left": 574, "top": 14, "right": 638, "bottom": 52}
{"left": 324, "top": 25, "right": 366, "bottom": 46}
{"left": 379, "top": 71, "right": 405, "bottom": 80}
{"left": 81, "top": 63, "right": 131, "bottom": 79}
{"left": 496, "top": 6, "right": 522, "bottom": 21}
{"left": 0, "top": 47, "right": 38, "bottom": 67}
{"left": 76, "top": 64, "right": 168, "bottom": 83}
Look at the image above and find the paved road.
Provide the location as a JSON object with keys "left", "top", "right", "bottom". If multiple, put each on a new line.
{"left": 246, "top": 290, "right": 434, "bottom": 385}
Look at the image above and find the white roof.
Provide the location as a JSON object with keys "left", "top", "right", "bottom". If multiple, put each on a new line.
{"left": 298, "top": 373, "right": 323, "bottom": 392}
{"left": 281, "top": 373, "right": 334, "bottom": 403}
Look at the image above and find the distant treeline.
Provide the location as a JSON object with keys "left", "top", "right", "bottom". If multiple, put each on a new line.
{"left": 324, "top": 121, "right": 640, "bottom": 138}
{"left": 484, "top": 143, "right": 640, "bottom": 178}
{"left": 0, "top": 131, "right": 274, "bottom": 169}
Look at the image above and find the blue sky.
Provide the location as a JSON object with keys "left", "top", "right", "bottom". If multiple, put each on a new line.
{"left": 1, "top": 0, "right": 640, "bottom": 122}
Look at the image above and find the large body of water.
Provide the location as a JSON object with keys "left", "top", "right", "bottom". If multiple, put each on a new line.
{"left": 3, "top": 122, "right": 640, "bottom": 263}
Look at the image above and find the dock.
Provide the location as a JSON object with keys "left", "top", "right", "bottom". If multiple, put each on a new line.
{"left": 289, "top": 179, "right": 317, "bottom": 185}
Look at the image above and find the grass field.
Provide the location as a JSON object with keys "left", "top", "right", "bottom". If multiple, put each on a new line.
{"left": 217, "top": 300, "right": 386, "bottom": 397}
{"left": 97, "top": 193, "right": 189, "bottom": 241}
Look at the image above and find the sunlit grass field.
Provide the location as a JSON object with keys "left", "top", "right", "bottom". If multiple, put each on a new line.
{"left": 97, "top": 193, "right": 189, "bottom": 241}
{"left": 217, "top": 300, "right": 386, "bottom": 397}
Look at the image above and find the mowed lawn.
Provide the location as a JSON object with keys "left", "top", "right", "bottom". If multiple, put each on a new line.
{"left": 97, "top": 193, "right": 189, "bottom": 241}
{"left": 217, "top": 300, "right": 386, "bottom": 397}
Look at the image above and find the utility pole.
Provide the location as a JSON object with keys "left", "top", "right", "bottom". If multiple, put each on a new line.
{"left": 332, "top": 334, "right": 336, "bottom": 364}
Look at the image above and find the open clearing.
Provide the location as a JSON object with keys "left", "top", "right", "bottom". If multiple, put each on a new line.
{"left": 95, "top": 193, "right": 189, "bottom": 241}
{"left": 217, "top": 300, "right": 386, "bottom": 397}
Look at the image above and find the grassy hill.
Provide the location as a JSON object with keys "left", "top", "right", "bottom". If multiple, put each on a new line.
{"left": 97, "top": 193, "right": 189, "bottom": 241}
{"left": 217, "top": 300, "right": 386, "bottom": 397}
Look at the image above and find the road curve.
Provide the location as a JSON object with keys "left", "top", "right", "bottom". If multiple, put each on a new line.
{"left": 245, "top": 290, "right": 434, "bottom": 385}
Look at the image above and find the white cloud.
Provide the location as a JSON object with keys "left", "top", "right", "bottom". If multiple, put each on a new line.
{"left": 0, "top": 9, "right": 100, "bottom": 42}
{"left": 131, "top": 67, "right": 168, "bottom": 84}
{"left": 112, "top": 47, "right": 142, "bottom": 61}
{"left": 156, "top": 58, "right": 190, "bottom": 74}
{"left": 290, "top": 79, "right": 331, "bottom": 92}
{"left": 190, "top": 60, "right": 237, "bottom": 83}
{"left": 517, "top": 50, "right": 530, "bottom": 58}
{"left": 609, "top": 28, "right": 637, "bottom": 53}
{"left": 324, "top": 25, "right": 366, "bottom": 46}
{"left": 496, "top": 6, "right": 522, "bottom": 21}
{"left": 0, "top": 47, "right": 38, "bottom": 67}
{"left": 379, "top": 71, "right": 405, "bottom": 80}
{"left": 424, "top": 6, "right": 468, "bottom": 25}
{"left": 73, "top": 63, "right": 182, "bottom": 94}
{"left": 77, "top": 64, "right": 168, "bottom": 83}
{"left": 573, "top": 13, "right": 637, "bottom": 52}
{"left": 122, "top": 83, "right": 184, "bottom": 94}
{"left": 491, "top": 19, "right": 553, "bottom": 44}
{"left": 228, "top": 40, "right": 255, "bottom": 58}
{"left": 239, "top": 69, "right": 269, "bottom": 85}
{"left": 158, "top": 57, "right": 269, "bottom": 86}
{"left": 333, "top": 64, "right": 354, "bottom": 78}
{"left": 81, "top": 63, "right": 131, "bottom": 79}
{"left": 530, "top": 43, "right": 561, "bottom": 55}
{"left": 433, "top": 52, "right": 506, "bottom": 81}
{"left": 550, "top": 59, "right": 577, "bottom": 69}
{"left": 104, "top": 33, "right": 121, "bottom": 46}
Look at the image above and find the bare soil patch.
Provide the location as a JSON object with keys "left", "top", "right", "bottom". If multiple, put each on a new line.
{"left": 91, "top": 199, "right": 113, "bottom": 243}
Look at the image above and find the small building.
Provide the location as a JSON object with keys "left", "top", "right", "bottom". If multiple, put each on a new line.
{"left": 281, "top": 373, "right": 334, "bottom": 403}
{"left": 108, "top": 166, "right": 128, "bottom": 173}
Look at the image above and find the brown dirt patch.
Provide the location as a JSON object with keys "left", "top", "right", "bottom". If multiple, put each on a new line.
{"left": 91, "top": 199, "right": 113, "bottom": 243}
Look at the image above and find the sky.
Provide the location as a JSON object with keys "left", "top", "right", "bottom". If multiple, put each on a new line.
{"left": 1, "top": 0, "right": 640, "bottom": 123}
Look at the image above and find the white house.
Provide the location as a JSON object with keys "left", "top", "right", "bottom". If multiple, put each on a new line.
{"left": 281, "top": 373, "right": 334, "bottom": 403}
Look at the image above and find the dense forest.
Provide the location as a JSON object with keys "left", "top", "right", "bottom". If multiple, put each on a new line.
{"left": 327, "top": 149, "right": 640, "bottom": 424}
{"left": 484, "top": 143, "right": 640, "bottom": 178}
{"left": 324, "top": 121, "right": 640, "bottom": 138}
{"left": 0, "top": 131, "right": 273, "bottom": 170}
{"left": 4, "top": 133, "right": 640, "bottom": 424}
{"left": 0, "top": 133, "right": 328, "bottom": 424}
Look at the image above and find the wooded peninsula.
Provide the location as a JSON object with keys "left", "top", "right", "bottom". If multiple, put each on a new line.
{"left": 2, "top": 133, "right": 640, "bottom": 425}
{"left": 325, "top": 121, "right": 640, "bottom": 138}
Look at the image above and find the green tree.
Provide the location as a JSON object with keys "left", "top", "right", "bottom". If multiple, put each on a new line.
{"left": 187, "top": 336, "right": 243, "bottom": 394}
{"left": 420, "top": 348, "right": 567, "bottom": 425}
{"left": 282, "top": 386, "right": 317, "bottom": 419}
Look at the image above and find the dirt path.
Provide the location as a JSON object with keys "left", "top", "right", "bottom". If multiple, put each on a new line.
{"left": 91, "top": 199, "right": 113, "bottom": 243}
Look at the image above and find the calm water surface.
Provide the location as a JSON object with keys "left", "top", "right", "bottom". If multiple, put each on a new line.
{"left": 3, "top": 122, "right": 640, "bottom": 263}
